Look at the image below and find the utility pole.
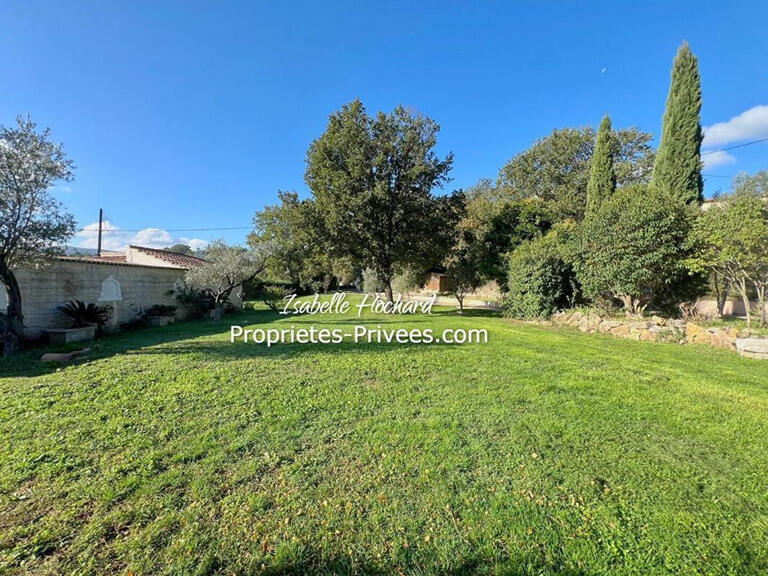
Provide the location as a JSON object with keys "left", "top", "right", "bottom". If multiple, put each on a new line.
{"left": 97, "top": 208, "right": 103, "bottom": 257}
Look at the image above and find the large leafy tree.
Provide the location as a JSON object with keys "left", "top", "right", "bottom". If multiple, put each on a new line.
{"left": 585, "top": 115, "right": 616, "bottom": 216}
{"left": 577, "top": 185, "right": 697, "bottom": 317}
{"left": 497, "top": 126, "right": 654, "bottom": 221}
{"left": 650, "top": 42, "right": 703, "bottom": 205}
{"left": 477, "top": 199, "right": 552, "bottom": 286}
{"left": 305, "top": 100, "right": 453, "bottom": 301}
{"left": 249, "top": 191, "right": 334, "bottom": 292}
{"left": 0, "top": 116, "right": 76, "bottom": 355}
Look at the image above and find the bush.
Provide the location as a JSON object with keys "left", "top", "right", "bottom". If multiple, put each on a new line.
{"left": 361, "top": 268, "right": 382, "bottom": 294}
{"left": 504, "top": 226, "right": 578, "bottom": 319}
{"left": 57, "top": 300, "right": 112, "bottom": 328}
{"left": 392, "top": 268, "right": 425, "bottom": 296}
{"left": 144, "top": 304, "right": 177, "bottom": 317}
{"left": 576, "top": 185, "right": 700, "bottom": 316}
{"left": 168, "top": 283, "right": 213, "bottom": 319}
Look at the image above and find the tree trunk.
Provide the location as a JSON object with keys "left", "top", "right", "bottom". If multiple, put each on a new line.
{"left": 213, "top": 303, "right": 224, "bottom": 321}
{"left": 0, "top": 264, "right": 24, "bottom": 357}
{"left": 382, "top": 276, "right": 394, "bottom": 303}
{"left": 753, "top": 281, "right": 767, "bottom": 327}
{"left": 323, "top": 274, "right": 331, "bottom": 295}
{"left": 737, "top": 278, "right": 751, "bottom": 328}
{"left": 713, "top": 272, "right": 728, "bottom": 317}
{"left": 457, "top": 295, "right": 464, "bottom": 314}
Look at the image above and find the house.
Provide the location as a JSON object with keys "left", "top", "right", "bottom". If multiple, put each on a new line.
{"left": 4, "top": 245, "right": 240, "bottom": 339}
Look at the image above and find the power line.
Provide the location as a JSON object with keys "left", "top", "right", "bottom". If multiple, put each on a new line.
{"left": 702, "top": 173, "right": 734, "bottom": 179}
{"left": 701, "top": 137, "right": 768, "bottom": 155}
{"left": 78, "top": 224, "right": 253, "bottom": 233}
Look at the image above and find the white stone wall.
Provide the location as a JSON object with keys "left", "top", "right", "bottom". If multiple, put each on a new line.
{"left": 13, "top": 260, "right": 187, "bottom": 338}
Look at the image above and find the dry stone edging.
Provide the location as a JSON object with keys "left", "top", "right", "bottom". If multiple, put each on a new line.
{"left": 550, "top": 310, "right": 768, "bottom": 359}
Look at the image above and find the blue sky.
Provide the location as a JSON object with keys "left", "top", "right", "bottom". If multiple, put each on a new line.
{"left": 1, "top": 1, "right": 766, "bottom": 250}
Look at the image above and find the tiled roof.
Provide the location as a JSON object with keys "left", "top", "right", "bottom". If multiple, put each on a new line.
{"left": 56, "top": 255, "right": 169, "bottom": 269}
{"left": 129, "top": 245, "right": 208, "bottom": 268}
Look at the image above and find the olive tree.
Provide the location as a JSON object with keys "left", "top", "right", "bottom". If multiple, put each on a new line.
{"left": 688, "top": 190, "right": 768, "bottom": 326}
{"left": 185, "top": 240, "right": 269, "bottom": 320}
{"left": 0, "top": 116, "right": 76, "bottom": 355}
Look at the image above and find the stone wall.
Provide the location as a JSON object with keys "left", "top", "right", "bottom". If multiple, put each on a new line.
{"left": 13, "top": 260, "right": 187, "bottom": 338}
{"left": 551, "top": 310, "right": 768, "bottom": 359}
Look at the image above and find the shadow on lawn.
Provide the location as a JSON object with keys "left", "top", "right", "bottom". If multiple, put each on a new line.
{"left": 1, "top": 308, "right": 495, "bottom": 377}
{"left": 258, "top": 553, "right": 591, "bottom": 576}
{"left": 0, "top": 309, "right": 284, "bottom": 377}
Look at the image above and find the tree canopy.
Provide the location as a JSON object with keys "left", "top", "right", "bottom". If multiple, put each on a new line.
{"left": 186, "top": 240, "right": 269, "bottom": 320}
{"left": 0, "top": 116, "right": 76, "bottom": 355}
{"left": 305, "top": 99, "right": 454, "bottom": 300}
{"left": 497, "top": 126, "right": 654, "bottom": 221}
{"left": 577, "top": 185, "right": 697, "bottom": 316}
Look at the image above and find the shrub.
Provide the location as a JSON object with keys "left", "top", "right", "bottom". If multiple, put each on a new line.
{"left": 504, "top": 226, "right": 579, "bottom": 319}
{"left": 143, "top": 304, "right": 177, "bottom": 317}
{"left": 57, "top": 300, "right": 112, "bottom": 329}
{"left": 392, "top": 268, "right": 426, "bottom": 296}
{"left": 168, "top": 283, "right": 213, "bottom": 319}
{"left": 576, "top": 185, "right": 700, "bottom": 316}
{"left": 361, "top": 268, "right": 382, "bottom": 294}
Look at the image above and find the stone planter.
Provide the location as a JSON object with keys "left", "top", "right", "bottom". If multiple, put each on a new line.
{"left": 147, "top": 316, "right": 175, "bottom": 327}
{"left": 46, "top": 324, "right": 96, "bottom": 345}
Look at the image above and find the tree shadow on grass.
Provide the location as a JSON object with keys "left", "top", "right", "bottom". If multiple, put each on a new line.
{"left": 0, "top": 309, "right": 285, "bottom": 378}
{"left": 256, "top": 552, "right": 592, "bottom": 576}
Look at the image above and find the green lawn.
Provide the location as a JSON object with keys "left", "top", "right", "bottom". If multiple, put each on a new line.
{"left": 1, "top": 299, "right": 767, "bottom": 575}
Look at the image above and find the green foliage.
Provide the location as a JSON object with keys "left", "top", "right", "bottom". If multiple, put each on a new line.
{"left": 650, "top": 42, "right": 703, "bottom": 205}
{"left": 249, "top": 281, "right": 292, "bottom": 312}
{"left": 57, "top": 300, "right": 112, "bottom": 328}
{"left": 168, "top": 283, "right": 212, "bottom": 319}
{"left": 504, "top": 224, "right": 579, "bottom": 319}
{"left": 165, "top": 244, "right": 194, "bottom": 256}
{"left": 688, "top": 188, "right": 768, "bottom": 325}
{"left": 2, "top": 296, "right": 767, "bottom": 574}
{"left": 143, "top": 304, "right": 177, "bottom": 318}
{"left": 497, "top": 126, "right": 654, "bottom": 221}
{"left": 186, "top": 240, "right": 269, "bottom": 317}
{"left": 391, "top": 267, "right": 426, "bottom": 296}
{"left": 250, "top": 191, "right": 333, "bottom": 292}
{"left": 361, "top": 267, "right": 382, "bottom": 294}
{"left": 731, "top": 170, "right": 768, "bottom": 198}
{"left": 305, "top": 99, "right": 454, "bottom": 298}
{"left": 577, "top": 185, "right": 699, "bottom": 315}
{"left": 477, "top": 199, "right": 552, "bottom": 286}
{"left": 585, "top": 115, "right": 616, "bottom": 215}
{"left": 1, "top": 116, "right": 76, "bottom": 355}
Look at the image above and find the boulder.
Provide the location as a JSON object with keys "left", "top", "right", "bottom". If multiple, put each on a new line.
{"left": 685, "top": 323, "right": 711, "bottom": 344}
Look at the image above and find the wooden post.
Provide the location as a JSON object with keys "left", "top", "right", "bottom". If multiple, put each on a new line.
{"left": 97, "top": 208, "right": 103, "bottom": 257}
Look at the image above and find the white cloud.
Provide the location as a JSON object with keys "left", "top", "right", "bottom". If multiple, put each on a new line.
{"left": 179, "top": 237, "right": 209, "bottom": 251}
{"left": 703, "top": 105, "right": 768, "bottom": 148}
{"left": 132, "top": 228, "right": 173, "bottom": 248}
{"left": 74, "top": 220, "right": 131, "bottom": 251}
{"left": 702, "top": 150, "right": 737, "bottom": 170}
{"left": 74, "top": 223, "right": 210, "bottom": 252}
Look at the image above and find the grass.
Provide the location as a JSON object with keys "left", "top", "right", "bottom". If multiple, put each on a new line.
{"left": 1, "top": 296, "right": 767, "bottom": 575}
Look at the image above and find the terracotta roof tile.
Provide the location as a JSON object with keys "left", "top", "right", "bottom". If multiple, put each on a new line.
{"left": 130, "top": 245, "right": 208, "bottom": 268}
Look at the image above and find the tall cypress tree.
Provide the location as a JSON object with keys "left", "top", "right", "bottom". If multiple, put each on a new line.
{"left": 650, "top": 42, "right": 703, "bottom": 204}
{"left": 586, "top": 114, "right": 616, "bottom": 216}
